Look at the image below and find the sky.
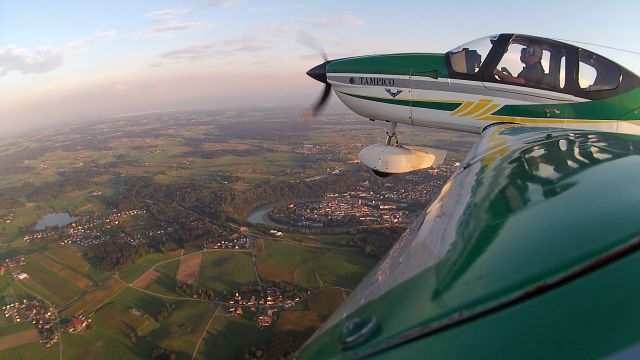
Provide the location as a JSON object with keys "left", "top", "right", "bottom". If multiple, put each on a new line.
{"left": 1, "top": 0, "right": 640, "bottom": 135}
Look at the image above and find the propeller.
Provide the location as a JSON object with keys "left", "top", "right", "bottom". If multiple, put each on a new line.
{"left": 298, "top": 31, "right": 333, "bottom": 121}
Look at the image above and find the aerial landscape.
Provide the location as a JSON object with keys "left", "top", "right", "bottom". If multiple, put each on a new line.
{"left": 0, "top": 107, "right": 474, "bottom": 358}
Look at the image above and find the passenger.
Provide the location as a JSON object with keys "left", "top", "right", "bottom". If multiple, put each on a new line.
{"left": 494, "top": 45, "right": 544, "bottom": 85}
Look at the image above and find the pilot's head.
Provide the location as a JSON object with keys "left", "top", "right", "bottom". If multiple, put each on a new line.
{"left": 520, "top": 45, "right": 542, "bottom": 64}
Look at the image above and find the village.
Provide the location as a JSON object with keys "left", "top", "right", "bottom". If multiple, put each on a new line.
{"left": 2, "top": 298, "right": 91, "bottom": 348}
{"left": 0, "top": 255, "right": 30, "bottom": 281}
{"left": 205, "top": 233, "right": 251, "bottom": 250}
{"left": 223, "top": 284, "right": 310, "bottom": 329}
{"left": 23, "top": 209, "right": 145, "bottom": 246}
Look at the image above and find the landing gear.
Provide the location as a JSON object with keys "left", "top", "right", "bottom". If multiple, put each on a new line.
{"left": 385, "top": 122, "right": 399, "bottom": 146}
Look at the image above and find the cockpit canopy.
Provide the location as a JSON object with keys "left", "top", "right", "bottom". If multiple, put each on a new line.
{"left": 445, "top": 34, "right": 639, "bottom": 100}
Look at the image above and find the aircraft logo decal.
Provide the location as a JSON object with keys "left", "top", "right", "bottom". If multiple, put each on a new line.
{"left": 451, "top": 99, "right": 502, "bottom": 119}
{"left": 385, "top": 89, "right": 403, "bottom": 98}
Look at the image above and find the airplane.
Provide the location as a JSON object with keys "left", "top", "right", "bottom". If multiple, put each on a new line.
{"left": 296, "top": 33, "right": 640, "bottom": 359}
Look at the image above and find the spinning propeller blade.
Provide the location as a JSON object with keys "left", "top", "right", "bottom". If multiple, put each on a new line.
{"left": 298, "top": 31, "right": 333, "bottom": 121}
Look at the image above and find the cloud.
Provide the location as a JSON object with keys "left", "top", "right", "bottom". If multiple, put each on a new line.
{"left": 0, "top": 46, "right": 63, "bottom": 76}
{"left": 144, "top": 8, "right": 191, "bottom": 20}
{"left": 65, "top": 31, "right": 116, "bottom": 51}
{"left": 253, "top": 24, "right": 293, "bottom": 34}
{"left": 160, "top": 37, "right": 273, "bottom": 63}
{"left": 211, "top": 0, "right": 241, "bottom": 6}
{"left": 0, "top": 31, "right": 116, "bottom": 76}
{"left": 304, "top": 14, "right": 365, "bottom": 28}
{"left": 132, "top": 22, "right": 209, "bottom": 39}
{"left": 249, "top": 7, "right": 275, "bottom": 12}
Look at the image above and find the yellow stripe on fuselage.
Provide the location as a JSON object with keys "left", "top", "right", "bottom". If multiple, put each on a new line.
{"left": 458, "top": 99, "right": 493, "bottom": 117}
{"left": 450, "top": 101, "right": 474, "bottom": 115}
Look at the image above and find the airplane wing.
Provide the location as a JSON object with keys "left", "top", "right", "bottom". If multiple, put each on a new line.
{"left": 296, "top": 123, "right": 640, "bottom": 359}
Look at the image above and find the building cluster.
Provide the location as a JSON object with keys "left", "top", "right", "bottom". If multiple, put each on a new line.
{"left": 24, "top": 210, "right": 145, "bottom": 247}
{"left": 271, "top": 198, "right": 411, "bottom": 228}
{"left": 271, "top": 163, "right": 459, "bottom": 229}
{"left": 2, "top": 213, "right": 14, "bottom": 224}
{"left": 205, "top": 233, "right": 250, "bottom": 250}
{"left": 3, "top": 299, "right": 59, "bottom": 347}
{"left": 0, "top": 255, "right": 26, "bottom": 277}
{"left": 61, "top": 315, "right": 90, "bottom": 333}
{"left": 224, "top": 285, "right": 308, "bottom": 329}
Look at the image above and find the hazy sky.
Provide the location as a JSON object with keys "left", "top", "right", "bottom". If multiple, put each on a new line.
{"left": 2, "top": 0, "right": 640, "bottom": 135}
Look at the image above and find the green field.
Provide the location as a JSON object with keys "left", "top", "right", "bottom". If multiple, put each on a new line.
{"left": 256, "top": 239, "right": 377, "bottom": 289}
{"left": 144, "top": 259, "right": 180, "bottom": 296}
{"left": 198, "top": 315, "right": 273, "bottom": 360}
{"left": 21, "top": 258, "right": 85, "bottom": 306}
{"left": 197, "top": 252, "right": 257, "bottom": 294}
{"left": 119, "top": 253, "right": 179, "bottom": 284}
{"left": 148, "top": 301, "right": 218, "bottom": 359}
{"left": 44, "top": 245, "right": 110, "bottom": 283}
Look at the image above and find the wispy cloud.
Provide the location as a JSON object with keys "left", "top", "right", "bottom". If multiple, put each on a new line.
{"left": 159, "top": 37, "right": 273, "bottom": 63}
{"left": 253, "top": 24, "right": 293, "bottom": 34}
{"left": 303, "top": 14, "right": 366, "bottom": 27}
{"left": 0, "top": 31, "right": 116, "bottom": 76}
{"left": 144, "top": 8, "right": 191, "bottom": 20}
{"left": 211, "top": 0, "right": 241, "bottom": 6}
{"left": 249, "top": 7, "right": 275, "bottom": 13}
{"left": 132, "top": 22, "right": 209, "bottom": 39}
{"left": 66, "top": 31, "right": 116, "bottom": 51}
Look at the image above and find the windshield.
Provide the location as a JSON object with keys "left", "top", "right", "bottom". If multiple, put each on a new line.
{"left": 447, "top": 35, "right": 499, "bottom": 74}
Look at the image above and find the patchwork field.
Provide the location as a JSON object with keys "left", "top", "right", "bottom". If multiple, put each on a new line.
{"left": 133, "top": 270, "right": 160, "bottom": 288}
{"left": 144, "top": 260, "right": 180, "bottom": 296}
{"left": 62, "top": 278, "right": 126, "bottom": 316}
{"left": 21, "top": 258, "right": 85, "bottom": 305}
{"left": 197, "top": 252, "right": 257, "bottom": 294}
{"left": 198, "top": 315, "right": 273, "bottom": 360}
{"left": 176, "top": 252, "right": 202, "bottom": 284}
{"left": 119, "top": 253, "right": 179, "bottom": 284}
{"left": 148, "top": 301, "right": 218, "bottom": 359}
{"left": 0, "top": 328, "right": 40, "bottom": 351}
{"left": 30, "top": 253, "right": 94, "bottom": 290}
{"left": 44, "top": 245, "right": 110, "bottom": 283}
{"left": 256, "top": 239, "right": 377, "bottom": 289}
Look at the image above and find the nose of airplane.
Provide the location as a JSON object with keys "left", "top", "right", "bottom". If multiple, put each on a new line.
{"left": 306, "top": 61, "right": 331, "bottom": 84}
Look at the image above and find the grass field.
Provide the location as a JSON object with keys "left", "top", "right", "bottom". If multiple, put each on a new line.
{"left": 21, "top": 258, "right": 85, "bottom": 306}
{"left": 198, "top": 315, "right": 273, "bottom": 360}
{"left": 62, "top": 278, "right": 126, "bottom": 316}
{"left": 175, "top": 252, "right": 202, "bottom": 284}
{"left": 44, "top": 245, "right": 110, "bottom": 283}
{"left": 30, "top": 253, "right": 94, "bottom": 290}
{"left": 0, "top": 328, "right": 40, "bottom": 351}
{"left": 148, "top": 301, "right": 218, "bottom": 359}
{"left": 143, "top": 259, "right": 180, "bottom": 296}
{"left": 197, "top": 252, "right": 257, "bottom": 294}
{"left": 256, "top": 239, "right": 377, "bottom": 289}
{"left": 119, "top": 253, "right": 179, "bottom": 284}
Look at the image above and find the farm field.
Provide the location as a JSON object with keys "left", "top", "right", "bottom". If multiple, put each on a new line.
{"left": 62, "top": 278, "right": 126, "bottom": 316}
{"left": 256, "top": 239, "right": 377, "bottom": 289}
{"left": 119, "top": 253, "right": 179, "bottom": 284}
{"left": 197, "top": 252, "right": 257, "bottom": 294}
{"left": 175, "top": 252, "right": 202, "bottom": 284}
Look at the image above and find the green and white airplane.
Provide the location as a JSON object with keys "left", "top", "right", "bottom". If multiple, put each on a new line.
{"left": 297, "top": 34, "right": 640, "bottom": 359}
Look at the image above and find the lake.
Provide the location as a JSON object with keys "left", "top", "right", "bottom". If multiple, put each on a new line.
{"left": 35, "top": 212, "right": 78, "bottom": 230}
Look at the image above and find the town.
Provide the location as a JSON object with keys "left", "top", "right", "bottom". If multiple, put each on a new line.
{"left": 23, "top": 209, "right": 145, "bottom": 246}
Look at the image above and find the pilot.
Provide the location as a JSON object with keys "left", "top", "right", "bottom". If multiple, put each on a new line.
{"left": 494, "top": 45, "right": 544, "bottom": 85}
